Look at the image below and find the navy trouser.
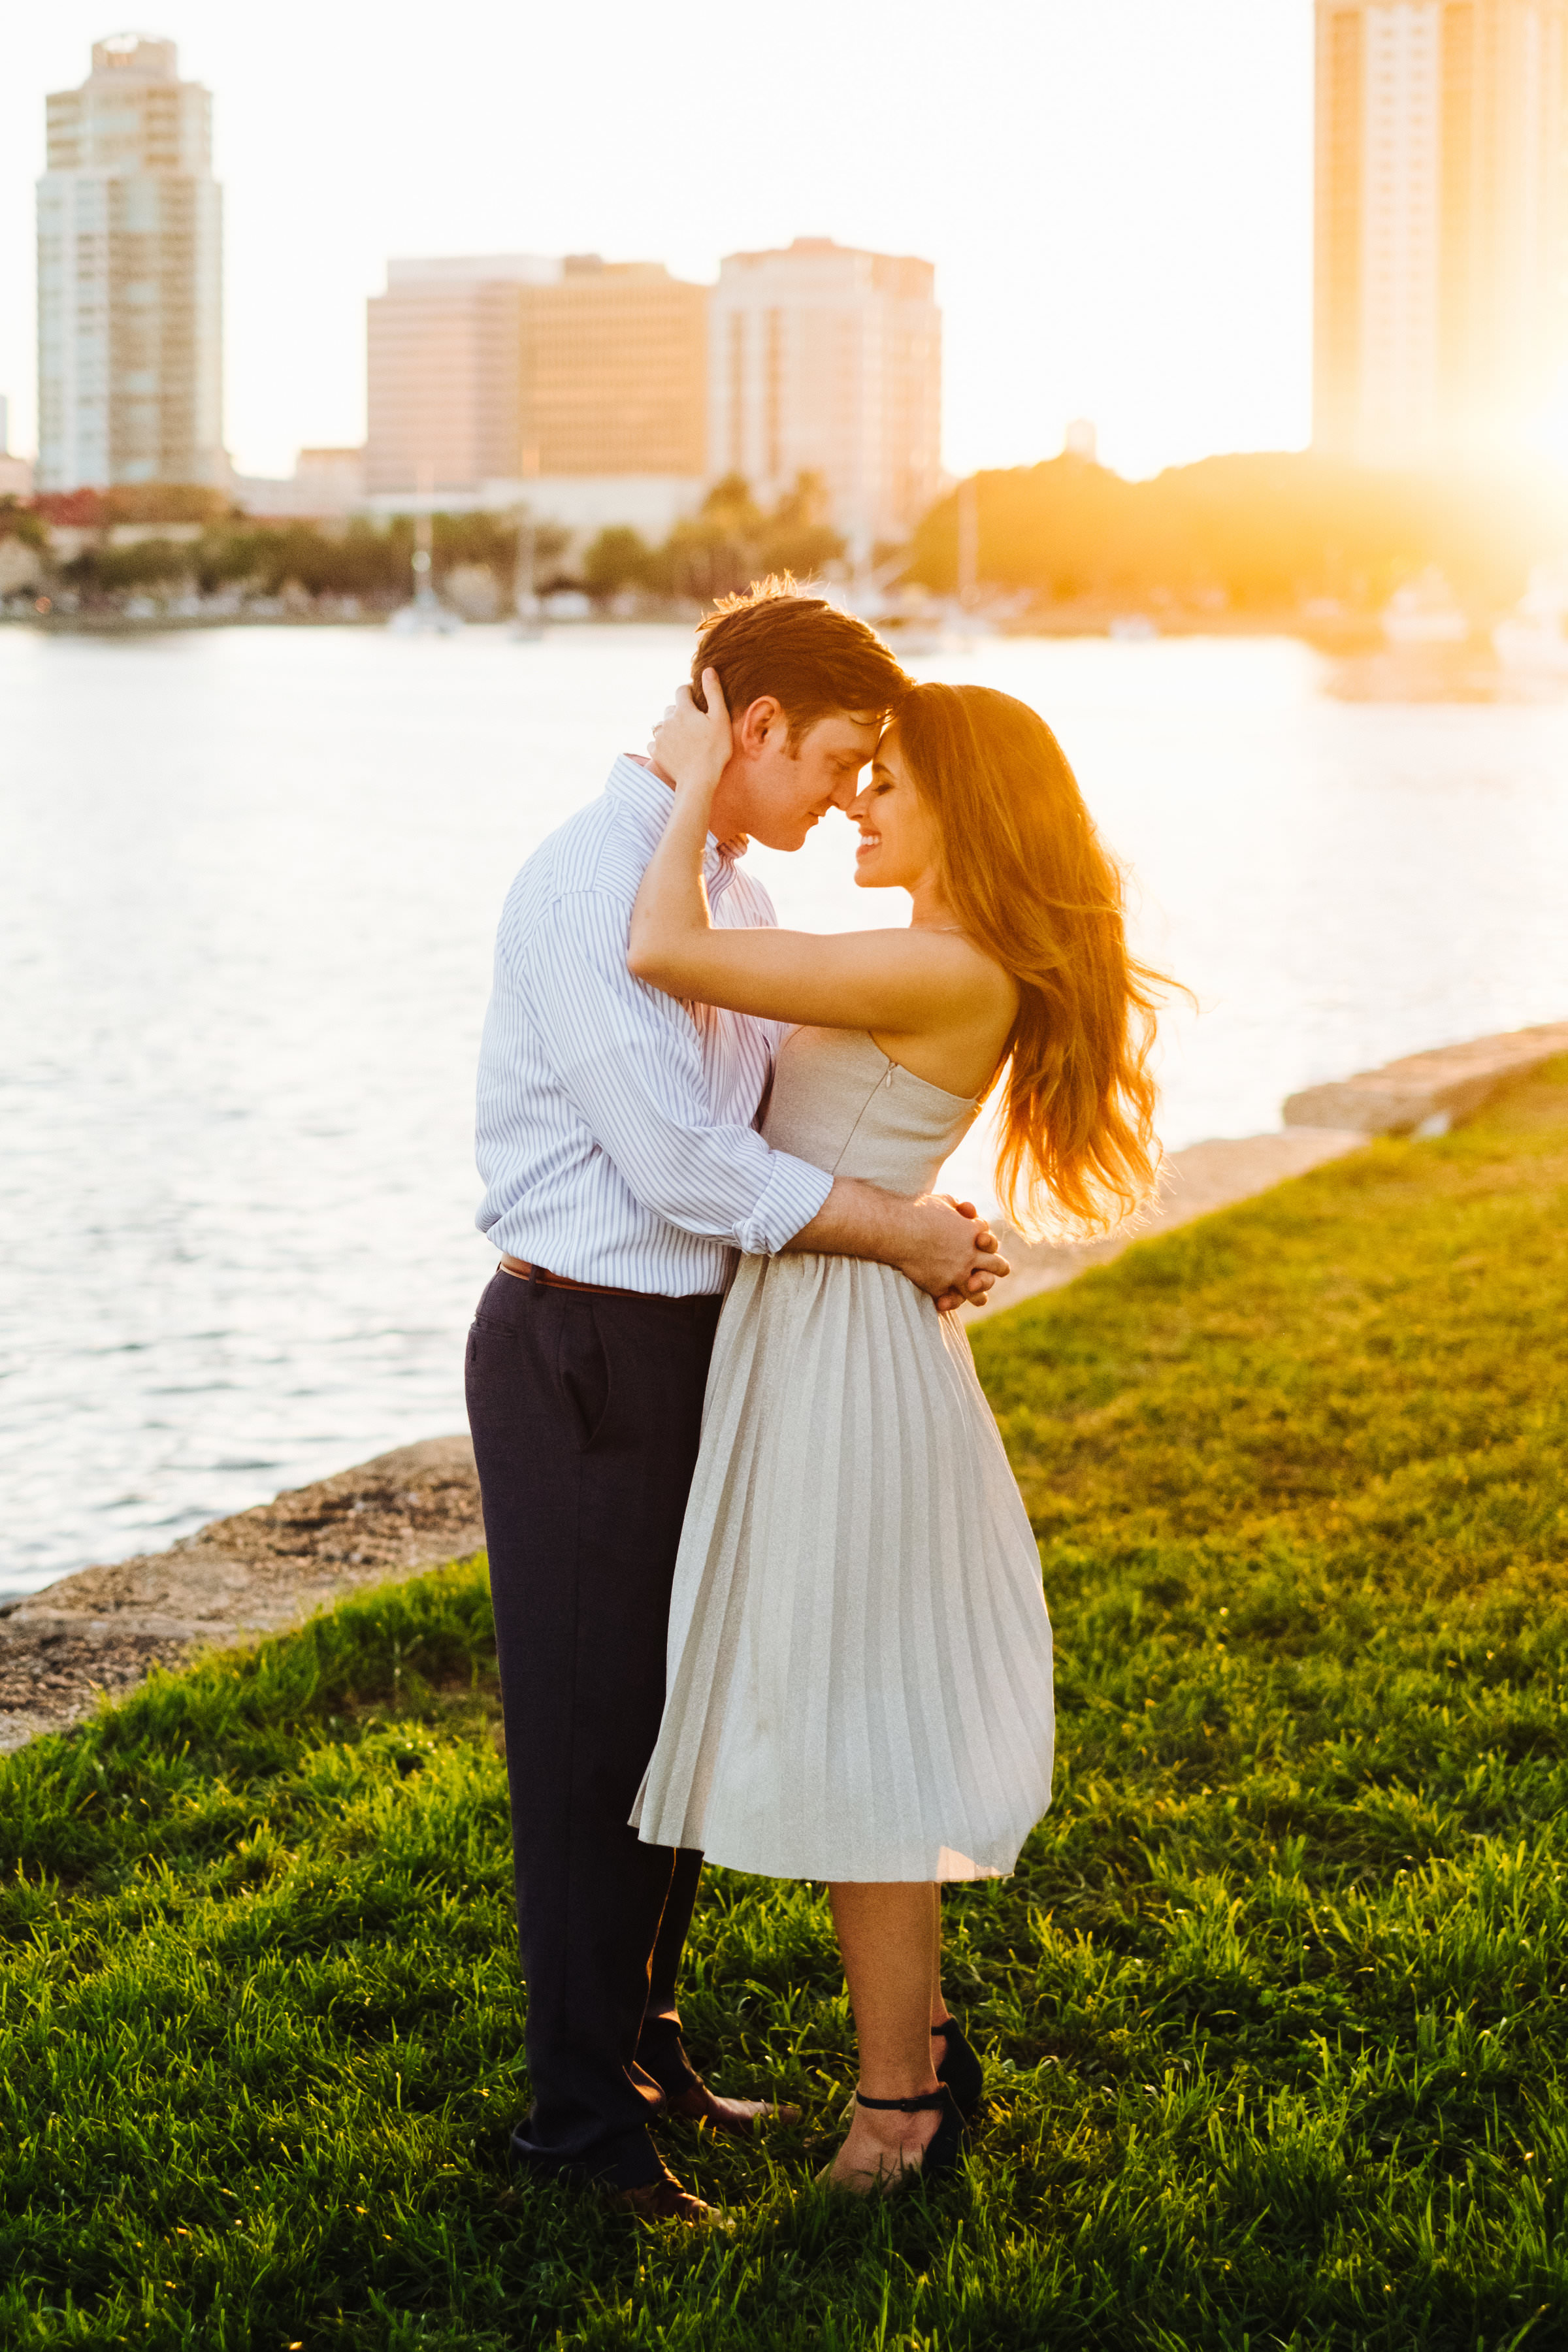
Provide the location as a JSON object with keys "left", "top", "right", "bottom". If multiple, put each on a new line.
{"left": 465, "top": 1265, "right": 722, "bottom": 2189}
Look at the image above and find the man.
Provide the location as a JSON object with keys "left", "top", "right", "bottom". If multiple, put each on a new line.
{"left": 465, "top": 581, "right": 1006, "bottom": 2220}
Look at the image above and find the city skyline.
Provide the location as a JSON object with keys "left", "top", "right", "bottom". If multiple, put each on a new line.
{"left": 357, "top": 237, "right": 943, "bottom": 557}
{"left": 1, "top": 0, "right": 1318, "bottom": 486}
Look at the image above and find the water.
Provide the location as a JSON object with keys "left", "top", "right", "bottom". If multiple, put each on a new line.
{"left": 3, "top": 622, "right": 1566, "bottom": 1595}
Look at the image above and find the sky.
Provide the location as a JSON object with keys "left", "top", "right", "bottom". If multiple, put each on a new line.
{"left": 0, "top": 1, "right": 1315, "bottom": 484}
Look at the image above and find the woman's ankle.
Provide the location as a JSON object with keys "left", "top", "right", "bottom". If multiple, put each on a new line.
{"left": 848, "top": 2097, "right": 941, "bottom": 2161}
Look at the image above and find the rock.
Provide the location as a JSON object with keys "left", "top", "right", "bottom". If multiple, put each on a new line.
{"left": 0, "top": 1623, "right": 201, "bottom": 1755}
{"left": 1283, "top": 1022, "right": 1568, "bottom": 1136}
{"left": 975, "top": 1019, "right": 1568, "bottom": 1321}
{"left": 969, "top": 1128, "right": 1367, "bottom": 1318}
{"left": 1, "top": 1436, "right": 483, "bottom": 1751}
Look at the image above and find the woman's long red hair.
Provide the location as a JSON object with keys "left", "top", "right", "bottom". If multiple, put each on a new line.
{"left": 895, "top": 682, "right": 1173, "bottom": 1239}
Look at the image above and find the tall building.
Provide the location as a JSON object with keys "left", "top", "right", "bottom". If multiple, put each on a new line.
{"left": 365, "top": 255, "right": 559, "bottom": 497}
{"left": 519, "top": 257, "right": 708, "bottom": 478}
{"left": 365, "top": 252, "right": 708, "bottom": 500}
{"left": 36, "top": 34, "right": 223, "bottom": 491}
{"left": 1314, "top": 0, "right": 1568, "bottom": 463}
{"left": 709, "top": 238, "right": 942, "bottom": 555}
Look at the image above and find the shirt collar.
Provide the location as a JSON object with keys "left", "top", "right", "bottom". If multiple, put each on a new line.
{"left": 606, "top": 753, "right": 736, "bottom": 880}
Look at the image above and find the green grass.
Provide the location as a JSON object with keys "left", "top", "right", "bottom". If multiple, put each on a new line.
{"left": 5, "top": 1065, "right": 1568, "bottom": 2351}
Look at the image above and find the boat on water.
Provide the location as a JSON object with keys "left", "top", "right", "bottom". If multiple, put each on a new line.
{"left": 1381, "top": 568, "right": 1470, "bottom": 646}
{"left": 1493, "top": 561, "right": 1568, "bottom": 678}
{"left": 875, "top": 612, "right": 949, "bottom": 657}
{"left": 827, "top": 561, "right": 968, "bottom": 657}
{"left": 387, "top": 519, "right": 463, "bottom": 635}
{"left": 388, "top": 585, "right": 463, "bottom": 636}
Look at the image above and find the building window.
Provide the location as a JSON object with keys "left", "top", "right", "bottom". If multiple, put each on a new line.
{"left": 764, "top": 309, "right": 785, "bottom": 485}
{"left": 728, "top": 310, "right": 745, "bottom": 474}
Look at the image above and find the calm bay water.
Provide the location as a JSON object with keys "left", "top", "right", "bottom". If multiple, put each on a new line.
{"left": 2, "top": 621, "right": 1566, "bottom": 1594}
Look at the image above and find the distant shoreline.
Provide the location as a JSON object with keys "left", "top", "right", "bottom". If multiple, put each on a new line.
{"left": 2, "top": 606, "right": 1391, "bottom": 650}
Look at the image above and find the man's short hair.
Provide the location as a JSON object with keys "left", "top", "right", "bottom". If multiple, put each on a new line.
{"left": 691, "top": 576, "right": 911, "bottom": 745}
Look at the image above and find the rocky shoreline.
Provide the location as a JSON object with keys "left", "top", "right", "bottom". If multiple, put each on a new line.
{"left": 5, "top": 1021, "right": 1564, "bottom": 1757}
{"left": 0, "top": 1437, "right": 483, "bottom": 1753}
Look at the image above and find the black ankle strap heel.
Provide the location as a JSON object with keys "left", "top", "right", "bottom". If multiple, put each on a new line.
{"left": 930, "top": 2017, "right": 984, "bottom": 2120}
{"left": 853, "top": 2083, "right": 964, "bottom": 2181}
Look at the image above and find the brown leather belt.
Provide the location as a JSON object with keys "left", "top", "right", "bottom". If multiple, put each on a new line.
{"left": 498, "top": 1255, "right": 644, "bottom": 1298}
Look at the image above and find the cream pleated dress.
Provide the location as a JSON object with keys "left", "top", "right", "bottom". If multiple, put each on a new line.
{"left": 630, "top": 1024, "right": 1056, "bottom": 1883}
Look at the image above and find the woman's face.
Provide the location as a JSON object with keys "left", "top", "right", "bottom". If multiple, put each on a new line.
{"left": 849, "top": 727, "right": 942, "bottom": 893}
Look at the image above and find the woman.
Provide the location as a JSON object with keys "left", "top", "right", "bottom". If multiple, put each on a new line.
{"left": 629, "top": 672, "right": 1166, "bottom": 2193}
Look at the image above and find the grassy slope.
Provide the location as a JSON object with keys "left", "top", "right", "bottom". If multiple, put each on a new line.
{"left": 4, "top": 1066, "right": 1568, "bottom": 2352}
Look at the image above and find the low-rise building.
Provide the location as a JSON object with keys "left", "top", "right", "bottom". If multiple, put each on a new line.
{"left": 0, "top": 397, "right": 33, "bottom": 498}
{"left": 233, "top": 447, "right": 367, "bottom": 518}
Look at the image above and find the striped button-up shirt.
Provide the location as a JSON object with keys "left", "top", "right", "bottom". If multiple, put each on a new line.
{"left": 474, "top": 755, "right": 834, "bottom": 1294}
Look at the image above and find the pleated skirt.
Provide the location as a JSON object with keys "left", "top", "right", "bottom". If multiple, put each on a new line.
{"left": 630, "top": 1252, "right": 1056, "bottom": 1882}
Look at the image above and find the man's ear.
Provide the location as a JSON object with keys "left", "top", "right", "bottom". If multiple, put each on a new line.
{"left": 734, "top": 694, "right": 785, "bottom": 757}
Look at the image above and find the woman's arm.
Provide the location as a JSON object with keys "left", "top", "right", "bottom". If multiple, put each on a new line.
{"left": 629, "top": 673, "right": 992, "bottom": 1033}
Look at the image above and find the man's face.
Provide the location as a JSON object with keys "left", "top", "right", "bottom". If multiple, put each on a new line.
{"left": 725, "top": 702, "right": 884, "bottom": 851}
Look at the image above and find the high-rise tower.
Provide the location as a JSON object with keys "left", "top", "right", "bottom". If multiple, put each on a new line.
{"left": 36, "top": 33, "right": 224, "bottom": 491}
{"left": 1314, "top": 0, "right": 1568, "bottom": 463}
{"left": 709, "top": 239, "right": 942, "bottom": 559}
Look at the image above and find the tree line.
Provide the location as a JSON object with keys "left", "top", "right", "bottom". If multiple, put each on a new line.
{"left": 10, "top": 455, "right": 1565, "bottom": 617}
{"left": 577, "top": 474, "right": 844, "bottom": 604}
{"left": 3, "top": 500, "right": 549, "bottom": 605}
{"left": 907, "top": 451, "right": 1568, "bottom": 614}
{"left": 3, "top": 472, "right": 843, "bottom": 610}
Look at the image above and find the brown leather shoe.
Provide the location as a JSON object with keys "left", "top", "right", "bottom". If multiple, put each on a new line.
{"left": 597, "top": 2170, "right": 719, "bottom": 2224}
{"left": 662, "top": 2081, "right": 802, "bottom": 2136}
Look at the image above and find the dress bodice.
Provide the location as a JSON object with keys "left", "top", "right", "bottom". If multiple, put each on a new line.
{"left": 761, "top": 1026, "right": 979, "bottom": 1199}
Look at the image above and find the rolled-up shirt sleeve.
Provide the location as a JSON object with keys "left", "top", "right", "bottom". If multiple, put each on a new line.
{"left": 512, "top": 892, "right": 832, "bottom": 1254}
